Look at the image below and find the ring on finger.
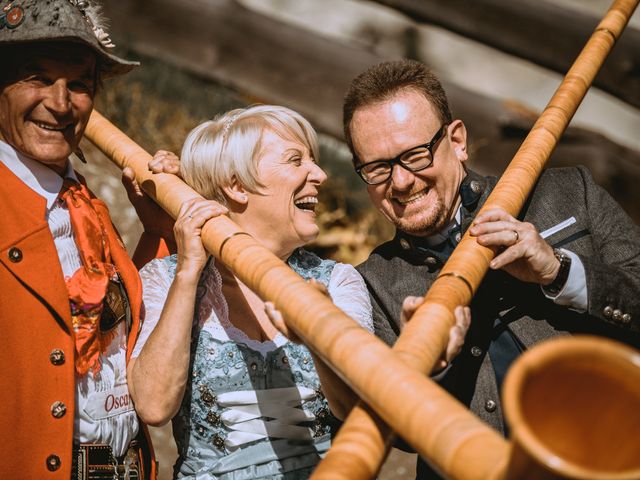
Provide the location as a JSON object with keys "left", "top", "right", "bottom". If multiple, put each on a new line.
{"left": 188, "top": 214, "right": 193, "bottom": 219}
{"left": 513, "top": 230, "right": 519, "bottom": 243}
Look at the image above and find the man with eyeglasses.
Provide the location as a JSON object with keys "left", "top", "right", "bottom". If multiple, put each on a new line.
{"left": 344, "top": 59, "right": 640, "bottom": 479}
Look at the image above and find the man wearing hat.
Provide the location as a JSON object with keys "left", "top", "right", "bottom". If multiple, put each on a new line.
{"left": 0, "top": 1, "right": 175, "bottom": 478}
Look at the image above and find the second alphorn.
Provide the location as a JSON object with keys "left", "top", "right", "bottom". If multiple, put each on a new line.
{"left": 502, "top": 335, "right": 640, "bottom": 479}
{"left": 312, "top": 0, "right": 640, "bottom": 478}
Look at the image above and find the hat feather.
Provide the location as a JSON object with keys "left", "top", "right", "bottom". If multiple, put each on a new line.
{"left": 72, "top": 0, "right": 115, "bottom": 48}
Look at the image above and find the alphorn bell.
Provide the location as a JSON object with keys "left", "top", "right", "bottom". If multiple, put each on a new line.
{"left": 83, "top": 0, "right": 639, "bottom": 478}
{"left": 502, "top": 335, "right": 640, "bottom": 479}
{"left": 311, "top": 0, "right": 640, "bottom": 478}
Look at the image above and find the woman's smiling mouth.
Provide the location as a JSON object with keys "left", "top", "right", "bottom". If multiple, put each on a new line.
{"left": 294, "top": 196, "right": 318, "bottom": 212}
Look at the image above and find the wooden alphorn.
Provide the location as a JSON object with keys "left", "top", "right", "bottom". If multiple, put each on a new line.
{"left": 85, "top": 0, "right": 637, "bottom": 475}
{"left": 85, "top": 111, "right": 508, "bottom": 480}
{"left": 312, "top": 0, "right": 640, "bottom": 478}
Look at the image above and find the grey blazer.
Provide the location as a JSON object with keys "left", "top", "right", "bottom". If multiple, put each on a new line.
{"left": 357, "top": 167, "right": 640, "bottom": 477}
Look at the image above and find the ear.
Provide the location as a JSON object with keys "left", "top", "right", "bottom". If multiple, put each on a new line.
{"left": 448, "top": 119, "right": 468, "bottom": 163}
{"left": 222, "top": 177, "right": 248, "bottom": 205}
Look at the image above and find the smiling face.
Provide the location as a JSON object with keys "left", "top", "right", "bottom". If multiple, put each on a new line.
{"left": 0, "top": 43, "right": 96, "bottom": 174}
{"left": 238, "top": 129, "right": 327, "bottom": 258}
{"left": 350, "top": 88, "right": 468, "bottom": 237}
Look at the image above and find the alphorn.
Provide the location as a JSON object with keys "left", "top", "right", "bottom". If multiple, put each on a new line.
{"left": 83, "top": 1, "right": 639, "bottom": 478}
{"left": 311, "top": 0, "right": 640, "bottom": 478}
{"left": 84, "top": 118, "right": 640, "bottom": 479}
{"left": 501, "top": 335, "right": 640, "bottom": 479}
{"left": 84, "top": 116, "right": 508, "bottom": 480}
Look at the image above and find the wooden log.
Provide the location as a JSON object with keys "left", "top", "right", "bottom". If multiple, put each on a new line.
{"left": 101, "top": 0, "right": 640, "bottom": 224}
{"left": 101, "top": 0, "right": 381, "bottom": 139}
{"left": 371, "top": 0, "right": 640, "bottom": 109}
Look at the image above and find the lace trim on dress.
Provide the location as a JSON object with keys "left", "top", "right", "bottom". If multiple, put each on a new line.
{"left": 137, "top": 249, "right": 372, "bottom": 360}
{"left": 197, "top": 258, "right": 288, "bottom": 357}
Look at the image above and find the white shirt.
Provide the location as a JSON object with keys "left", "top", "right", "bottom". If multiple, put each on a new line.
{"left": 0, "top": 140, "right": 138, "bottom": 456}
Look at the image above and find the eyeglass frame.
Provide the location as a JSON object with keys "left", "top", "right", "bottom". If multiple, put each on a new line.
{"left": 354, "top": 123, "right": 448, "bottom": 185}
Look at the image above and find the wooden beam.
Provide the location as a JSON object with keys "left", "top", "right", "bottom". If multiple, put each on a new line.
{"left": 371, "top": 0, "right": 640, "bottom": 108}
{"left": 103, "top": 0, "right": 384, "bottom": 138}
{"left": 101, "top": 0, "right": 640, "bottom": 222}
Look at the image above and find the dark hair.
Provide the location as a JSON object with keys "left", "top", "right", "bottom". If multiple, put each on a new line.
{"left": 343, "top": 59, "right": 452, "bottom": 154}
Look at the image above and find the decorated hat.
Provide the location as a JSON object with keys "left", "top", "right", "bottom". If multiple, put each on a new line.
{"left": 0, "top": 0, "right": 138, "bottom": 76}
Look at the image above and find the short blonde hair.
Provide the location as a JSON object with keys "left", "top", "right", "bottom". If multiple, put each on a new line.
{"left": 180, "top": 105, "right": 319, "bottom": 204}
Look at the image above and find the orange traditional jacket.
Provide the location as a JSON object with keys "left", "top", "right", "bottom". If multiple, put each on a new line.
{"left": 0, "top": 160, "right": 162, "bottom": 479}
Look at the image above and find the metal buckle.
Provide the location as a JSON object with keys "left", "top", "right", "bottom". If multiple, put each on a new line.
{"left": 73, "top": 443, "right": 142, "bottom": 480}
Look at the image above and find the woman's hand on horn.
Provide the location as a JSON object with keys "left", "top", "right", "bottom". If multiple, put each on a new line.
{"left": 470, "top": 207, "right": 560, "bottom": 285}
{"left": 121, "top": 166, "right": 174, "bottom": 239}
{"left": 400, "top": 296, "right": 471, "bottom": 373}
{"left": 264, "top": 302, "right": 298, "bottom": 343}
{"left": 120, "top": 151, "right": 183, "bottom": 238}
{"left": 174, "top": 198, "right": 228, "bottom": 277}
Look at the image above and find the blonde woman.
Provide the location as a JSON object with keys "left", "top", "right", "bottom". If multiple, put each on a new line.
{"left": 129, "top": 105, "right": 470, "bottom": 479}
{"left": 129, "top": 105, "right": 374, "bottom": 479}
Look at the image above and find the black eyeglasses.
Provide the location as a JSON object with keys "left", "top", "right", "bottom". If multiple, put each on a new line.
{"left": 354, "top": 124, "right": 447, "bottom": 185}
